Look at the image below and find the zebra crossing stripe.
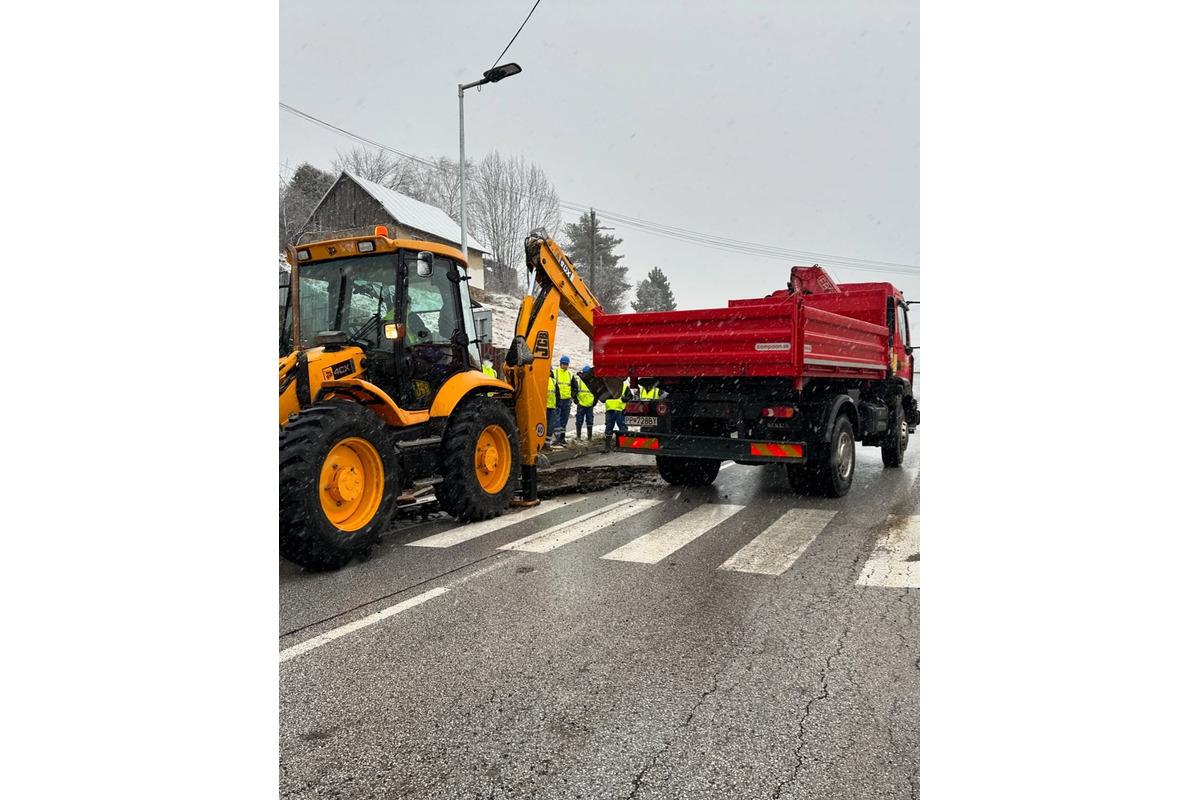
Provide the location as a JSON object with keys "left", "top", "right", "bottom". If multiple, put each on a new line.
{"left": 499, "top": 498, "right": 663, "bottom": 554}
{"left": 602, "top": 504, "right": 746, "bottom": 564}
{"left": 856, "top": 515, "right": 920, "bottom": 588}
{"left": 407, "top": 496, "right": 591, "bottom": 548}
{"left": 718, "top": 508, "right": 838, "bottom": 575}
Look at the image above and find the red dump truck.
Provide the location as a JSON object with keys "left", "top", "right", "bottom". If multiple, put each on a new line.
{"left": 590, "top": 266, "right": 919, "bottom": 497}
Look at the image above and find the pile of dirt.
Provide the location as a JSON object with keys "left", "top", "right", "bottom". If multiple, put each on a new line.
{"left": 536, "top": 464, "right": 662, "bottom": 496}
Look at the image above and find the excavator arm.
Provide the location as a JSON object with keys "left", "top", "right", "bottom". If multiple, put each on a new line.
{"left": 501, "top": 231, "right": 604, "bottom": 504}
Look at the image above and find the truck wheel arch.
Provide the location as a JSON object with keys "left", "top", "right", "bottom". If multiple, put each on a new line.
{"left": 803, "top": 393, "right": 859, "bottom": 443}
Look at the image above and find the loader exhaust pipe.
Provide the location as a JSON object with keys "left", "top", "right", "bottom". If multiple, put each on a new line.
{"left": 286, "top": 244, "right": 301, "bottom": 352}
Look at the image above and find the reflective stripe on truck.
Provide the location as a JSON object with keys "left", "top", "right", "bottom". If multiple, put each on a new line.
{"left": 616, "top": 433, "right": 806, "bottom": 463}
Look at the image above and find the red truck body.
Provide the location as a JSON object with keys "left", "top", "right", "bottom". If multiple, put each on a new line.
{"left": 590, "top": 266, "right": 918, "bottom": 497}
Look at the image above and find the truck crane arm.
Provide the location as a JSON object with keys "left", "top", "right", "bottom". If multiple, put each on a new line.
{"left": 501, "top": 231, "right": 604, "bottom": 505}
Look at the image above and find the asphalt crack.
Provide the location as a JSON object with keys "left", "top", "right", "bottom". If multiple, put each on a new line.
{"left": 771, "top": 624, "right": 852, "bottom": 799}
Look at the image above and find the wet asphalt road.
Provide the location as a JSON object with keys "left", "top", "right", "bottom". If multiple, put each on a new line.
{"left": 279, "top": 434, "right": 920, "bottom": 799}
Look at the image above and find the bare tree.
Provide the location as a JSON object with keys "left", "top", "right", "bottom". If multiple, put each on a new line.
{"left": 412, "top": 156, "right": 466, "bottom": 220}
{"left": 468, "top": 150, "right": 561, "bottom": 297}
{"left": 331, "top": 146, "right": 422, "bottom": 196}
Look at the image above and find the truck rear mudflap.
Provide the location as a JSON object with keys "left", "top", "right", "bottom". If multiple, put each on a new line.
{"left": 615, "top": 432, "right": 807, "bottom": 464}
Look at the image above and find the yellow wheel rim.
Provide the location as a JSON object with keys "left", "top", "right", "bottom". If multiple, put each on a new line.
{"left": 474, "top": 424, "right": 512, "bottom": 494}
{"left": 319, "top": 437, "right": 385, "bottom": 531}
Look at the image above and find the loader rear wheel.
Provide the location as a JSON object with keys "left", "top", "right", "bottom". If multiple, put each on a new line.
{"left": 881, "top": 402, "right": 908, "bottom": 468}
{"left": 792, "top": 414, "right": 855, "bottom": 498}
{"left": 656, "top": 455, "right": 721, "bottom": 487}
{"left": 435, "top": 397, "right": 518, "bottom": 521}
{"left": 279, "top": 401, "right": 399, "bottom": 571}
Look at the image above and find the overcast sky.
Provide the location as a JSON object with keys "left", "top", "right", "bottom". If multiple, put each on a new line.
{"left": 279, "top": 0, "right": 919, "bottom": 319}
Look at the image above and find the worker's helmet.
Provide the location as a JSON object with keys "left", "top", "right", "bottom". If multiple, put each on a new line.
{"left": 560, "top": 355, "right": 570, "bottom": 365}
{"left": 582, "top": 365, "right": 591, "bottom": 372}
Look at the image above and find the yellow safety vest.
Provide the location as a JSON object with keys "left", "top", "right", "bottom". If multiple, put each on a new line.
{"left": 554, "top": 367, "right": 573, "bottom": 401}
{"left": 482, "top": 364, "right": 497, "bottom": 378}
{"left": 547, "top": 377, "right": 557, "bottom": 409}
{"left": 576, "top": 377, "right": 594, "bottom": 407}
{"left": 605, "top": 381, "right": 629, "bottom": 412}
{"left": 641, "top": 386, "right": 660, "bottom": 400}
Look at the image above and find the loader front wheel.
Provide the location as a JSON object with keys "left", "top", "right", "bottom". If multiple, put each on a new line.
{"left": 435, "top": 397, "right": 518, "bottom": 521}
{"left": 279, "top": 401, "right": 399, "bottom": 571}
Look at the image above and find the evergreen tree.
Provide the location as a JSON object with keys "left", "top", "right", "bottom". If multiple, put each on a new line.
{"left": 560, "top": 210, "right": 630, "bottom": 312}
{"left": 631, "top": 267, "right": 677, "bottom": 312}
{"left": 279, "top": 162, "right": 336, "bottom": 251}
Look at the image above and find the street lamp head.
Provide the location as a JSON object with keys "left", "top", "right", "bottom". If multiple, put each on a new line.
{"left": 483, "top": 63, "right": 522, "bottom": 84}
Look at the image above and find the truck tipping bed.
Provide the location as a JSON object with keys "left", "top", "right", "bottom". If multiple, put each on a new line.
{"left": 592, "top": 289, "right": 891, "bottom": 383}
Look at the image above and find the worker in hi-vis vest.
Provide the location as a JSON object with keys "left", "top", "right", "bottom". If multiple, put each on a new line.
{"left": 573, "top": 366, "right": 596, "bottom": 440}
{"left": 552, "top": 355, "right": 573, "bottom": 445}
{"left": 603, "top": 378, "right": 634, "bottom": 452}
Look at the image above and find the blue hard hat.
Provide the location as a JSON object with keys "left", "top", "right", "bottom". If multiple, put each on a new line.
{"left": 582, "top": 365, "right": 591, "bottom": 371}
{"left": 560, "top": 355, "right": 570, "bottom": 364}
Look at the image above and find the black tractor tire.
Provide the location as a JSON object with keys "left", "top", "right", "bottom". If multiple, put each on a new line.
{"left": 881, "top": 402, "right": 908, "bottom": 468}
{"left": 279, "top": 401, "right": 400, "bottom": 571}
{"left": 434, "top": 397, "right": 519, "bottom": 521}
{"left": 798, "top": 414, "right": 855, "bottom": 498}
{"left": 656, "top": 455, "right": 721, "bottom": 487}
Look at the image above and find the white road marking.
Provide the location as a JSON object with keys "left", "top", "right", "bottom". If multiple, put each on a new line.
{"left": 499, "top": 498, "right": 663, "bottom": 554}
{"left": 856, "top": 515, "right": 920, "bottom": 588}
{"left": 718, "top": 508, "right": 838, "bottom": 576}
{"left": 407, "top": 496, "right": 591, "bottom": 548}
{"left": 279, "top": 587, "right": 447, "bottom": 664}
{"left": 602, "top": 503, "right": 746, "bottom": 563}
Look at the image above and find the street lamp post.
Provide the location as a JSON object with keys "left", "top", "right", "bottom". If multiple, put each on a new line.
{"left": 458, "top": 63, "right": 523, "bottom": 272}
{"left": 587, "top": 208, "right": 614, "bottom": 351}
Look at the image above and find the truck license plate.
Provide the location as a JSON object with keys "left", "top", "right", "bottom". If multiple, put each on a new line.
{"left": 625, "top": 416, "right": 656, "bottom": 427}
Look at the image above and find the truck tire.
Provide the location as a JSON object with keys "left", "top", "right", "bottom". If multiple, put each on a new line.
{"left": 656, "top": 455, "right": 721, "bottom": 487}
{"left": 279, "top": 401, "right": 400, "bottom": 571}
{"left": 881, "top": 402, "right": 908, "bottom": 468}
{"left": 435, "top": 397, "right": 519, "bottom": 521}
{"left": 797, "top": 414, "right": 855, "bottom": 498}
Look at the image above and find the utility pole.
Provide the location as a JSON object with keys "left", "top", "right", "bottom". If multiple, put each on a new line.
{"left": 587, "top": 209, "right": 614, "bottom": 351}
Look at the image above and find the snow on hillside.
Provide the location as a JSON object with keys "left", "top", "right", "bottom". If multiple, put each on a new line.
{"left": 479, "top": 292, "right": 595, "bottom": 370}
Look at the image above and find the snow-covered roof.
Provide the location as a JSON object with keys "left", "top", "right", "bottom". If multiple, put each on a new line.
{"left": 342, "top": 172, "right": 486, "bottom": 254}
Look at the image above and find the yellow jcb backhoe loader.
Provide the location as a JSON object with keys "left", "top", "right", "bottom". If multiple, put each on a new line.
{"left": 278, "top": 226, "right": 605, "bottom": 571}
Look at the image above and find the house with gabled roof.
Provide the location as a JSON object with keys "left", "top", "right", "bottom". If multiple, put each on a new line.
{"left": 302, "top": 171, "right": 489, "bottom": 295}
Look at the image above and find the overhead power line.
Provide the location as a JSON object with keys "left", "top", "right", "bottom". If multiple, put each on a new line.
{"left": 491, "top": 0, "right": 542, "bottom": 70}
{"left": 279, "top": 102, "right": 919, "bottom": 276}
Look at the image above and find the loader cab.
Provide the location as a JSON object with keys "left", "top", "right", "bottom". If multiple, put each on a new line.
{"left": 393, "top": 250, "right": 478, "bottom": 408}
{"left": 280, "top": 238, "right": 479, "bottom": 410}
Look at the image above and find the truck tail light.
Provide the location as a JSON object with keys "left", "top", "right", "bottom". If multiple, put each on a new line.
{"left": 762, "top": 406, "right": 796, "bottom": 418}
{"left": 626, "top": 402, "right": 649, "bottom": 414}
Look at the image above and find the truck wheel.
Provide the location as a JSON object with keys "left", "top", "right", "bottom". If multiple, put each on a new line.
{"left": 435, "top": 397, "right": 518, "bottom": 521}
{"left": 656, "top": 455, "right": 721, "bottom": 487}
{"left": 802, "top": 414, "right": 855, "bottom": 498}
{"left": 279, "top": 401, "right": 399, "bottom": 571}
{"left": 881, "top": 403, "right": 908, "bottom": 468}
